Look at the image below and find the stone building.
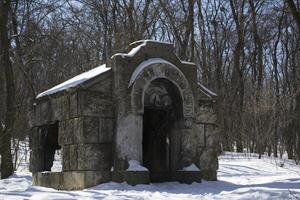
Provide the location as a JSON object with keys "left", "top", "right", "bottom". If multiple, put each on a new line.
{"left": 30, "top": 40, "right": 219, "bottom": 190}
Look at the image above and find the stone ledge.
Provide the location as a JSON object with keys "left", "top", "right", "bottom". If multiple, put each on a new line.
{"left": 33, "top": 171, "right": 111, "bottom": 190}
{"left": 111, "top": 170, "right": 150, "bottom": 185}
{"left": 124, "top": 171, "right": 150, "bottom": 186}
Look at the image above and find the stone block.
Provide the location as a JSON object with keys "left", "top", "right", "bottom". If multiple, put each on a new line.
{"left": 58, "top": 120, "right": 75, "bottom": 145}
{"left": 58, "top": 121, "right": 64, "bottom": 146}
{"left": 60, "top": 171, "right": 103, "bottom": 190}
{"left": 62, "top": 146, "right": 70, "bottom": 171}
{"left": 180, "top": 129, "right": 193, "bottom": 166}
{"left": 82, "top": 117, "right": 99, "bottom": 143}
{"left": 196, "top": 106, "right": 217, "bottom": 124}
{"left": 199, "top": 148, "right": 219, "bottom": 171}
{"left": 61, "top": 95, "right": 70, "bottom": 120}
{"left": 72, "top": 117, "right": 100, "bottom": 144}
{"left": 79, "top": 91, "right": 113, "bottom": 117}
{"left": 124, "top": 171, "right": 150, "bottom": 185}
{"left": 201, "top": 170, "right": 217, "bottom": 181}
{"left": 194, "top": 124, "right": 206, "bottom": 147}
{"left": 99, "top": 118, "right": 114, "bottom": 143}
{"left": 205, "top": 124, "right": 218, "bottom": 147}
{"left": 33, "top": 172, "right": 64, "bottom": 189}
{"left": 82, "top": 171, "right": 111, "bottom": 188}
{"left": 112, "top": 171, "right": 124, "bottom": 183}
{"left": 69, "top": 92, "right": 78, "bottom": 118}
{"left": 60, "top": 117, "right": 113, "bottom": 145}
{"left": 33, "top": 171, "right": 112, "bottom": 190}
{"left": 69, "top": 144, "right": 78, "bottom": 170}
{"left": 77, "top": 144, "right": 111, "bottom": 171}
{"left": 173, "top": 171, "right": 201, "bottom": 184}
{"left": 50, "top": 97, "right": 62, "bottom": 121}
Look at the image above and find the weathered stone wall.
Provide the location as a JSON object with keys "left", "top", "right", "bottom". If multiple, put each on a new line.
{"left": 31, "top": 73, "right": 114, "bottom": 174}
{"left": 58, "top": 79, "right": 114, "bottom": 172}
{"left": 192, "top": 91, "right": 219, "bottom": 180}
{"left": 58, "top": 116, "right": 113, "bottom": 171}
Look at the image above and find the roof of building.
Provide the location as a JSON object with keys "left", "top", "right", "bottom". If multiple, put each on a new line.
{"left": 36, "top": 40, "right": 217, "bottom": 99}
{"left": 36, "top": 64, "right": 110, "bottom": 98}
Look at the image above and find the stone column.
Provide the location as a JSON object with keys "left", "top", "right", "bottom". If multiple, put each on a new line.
{"left": 29, "top": 126, "right": 48, "bottom": 172}
{"left": 180, "top": 128, "right": 193, "bottom": 168}
{"left": 115, "top": 113, "right": 143, "bottom": 170}
{"left": 178, "top": 118, "right": 194, "bottom": 168}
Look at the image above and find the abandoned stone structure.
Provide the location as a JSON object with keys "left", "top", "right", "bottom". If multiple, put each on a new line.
{"left": 30, "top": 40, "right": 219, "bottom": 190}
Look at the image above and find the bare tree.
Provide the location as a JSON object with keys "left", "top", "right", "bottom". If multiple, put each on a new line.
{"left": 0, "top": 0, "right": 15, "bottom": 179}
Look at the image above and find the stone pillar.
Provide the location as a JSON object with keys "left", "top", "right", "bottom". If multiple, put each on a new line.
{"left": 179, "top": 118, "right": 194, "bottom": 168}
{"left": 29, "top": 126, "right": 45, "bottom": 173}
{"left": 173, "top": 118, "right": 202, "bottom": 184}
{"left": 115, "top": 113, "right": 143, "bottom": 170}
{"left": 180, "top": 128, "right": 193, "bottom": 168}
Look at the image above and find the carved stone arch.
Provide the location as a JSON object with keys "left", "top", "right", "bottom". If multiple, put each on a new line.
{"left": 129, "top": 58, "right": 194, "bottom": 118}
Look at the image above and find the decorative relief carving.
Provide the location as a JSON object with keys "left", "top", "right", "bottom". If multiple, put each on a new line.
{"left": 131, "top": 62, "right": 194, "bottom": 118}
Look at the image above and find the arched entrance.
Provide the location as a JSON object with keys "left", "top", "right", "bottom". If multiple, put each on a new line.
{"left": 142, "top": 78, "right": 182, "bottom": 182}
{"left": 127, "top": 59, "right": 196, "bottom": 182}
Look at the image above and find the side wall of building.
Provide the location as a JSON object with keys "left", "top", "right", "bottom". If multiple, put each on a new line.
{"left": 30, "top": 72, "right": 115, "bottom": 189}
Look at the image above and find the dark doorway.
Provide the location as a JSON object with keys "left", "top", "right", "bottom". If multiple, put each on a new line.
{"left": 142, "top": 78, "right": 182, "bottom": 182}
{"left": 143, "top": 107, "right": 171, "bottom": 182}
{"left": 43, "top": 122, "right": 61, "bottom": 171}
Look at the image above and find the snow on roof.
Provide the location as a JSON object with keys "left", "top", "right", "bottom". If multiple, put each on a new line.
{"left": 129, "top": 39, "right": 172, "bottom": 46}
{"left": 198, "top": 83, "right": 217, "bottom": 98}
{"left": 36, "top": 64, "right": 110, "bottom": 98}
{"left": 128, "top": 58, "right": 184, "bottom": 87}
{"left": 111, "top": 42, "right": 146, "bottom": 59}
{"left": 111, "top": 40, "right": 173, "bottom": 59}
{"left": 181, "top": 60, "right": 196, "bottom": 65}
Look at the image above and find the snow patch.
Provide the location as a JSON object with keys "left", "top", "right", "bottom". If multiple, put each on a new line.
{"left": 182, "top": 164, "right": 200, "bottom": 171}
{"left": 126, "top": 160, "right": 149, "bottom": 171}
{"left": 36, "top": 64, "right": 110, "bottom": 98}
{"left": 1, "top": 151, "right": 300, "bottom": 199}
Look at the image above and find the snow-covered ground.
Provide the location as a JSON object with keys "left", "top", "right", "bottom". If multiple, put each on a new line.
{"left": 1, "top": 151, "right": 300, "bottom": 200}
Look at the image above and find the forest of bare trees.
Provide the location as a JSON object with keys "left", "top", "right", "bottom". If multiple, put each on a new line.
{"left": 1, "top": 0, "right": 300, "bottom": 178}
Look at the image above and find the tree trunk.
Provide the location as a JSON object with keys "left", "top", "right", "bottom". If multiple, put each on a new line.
{"left": 0, "top": 0, "right": 15, "bottom": 179}
{"left": 286, "top": 0, "right": 300, "bottom": 161}
{"left": 272, "top": 15, "right": 283, "bottom": 157}
{"left": 229, "top": 0, "right": 245, "bottom": 152}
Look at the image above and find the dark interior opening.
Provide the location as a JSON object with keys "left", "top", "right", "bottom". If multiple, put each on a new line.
{"left": 43, "top": 121, "right": 61, "bottom": 171}
{"left": 142, "top": 78, "right": 182, "bottom": 182}
{"left": 143, "top": 107, "right": 171, "bottom": 182}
